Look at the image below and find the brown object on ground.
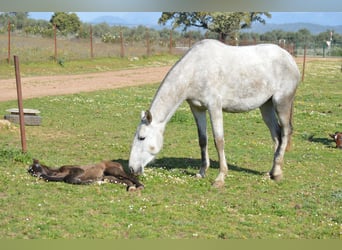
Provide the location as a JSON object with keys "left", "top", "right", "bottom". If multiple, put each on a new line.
{"left": 0, "top": 66, "right": 171, "bottom": 102}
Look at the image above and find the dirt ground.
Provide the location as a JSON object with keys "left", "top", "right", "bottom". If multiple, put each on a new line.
{"left": 0, "top": 66, "right": 171, "bottom": 102}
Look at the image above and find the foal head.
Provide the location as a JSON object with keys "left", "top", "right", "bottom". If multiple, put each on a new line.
{"left": 28, "top": 159, "right": 45, "bottom": 177}
{"left": 129, "top": 110, "right": 164, "bottom": 175}
{"left": 330, "top": 132, "right": 342, "bottom": 149}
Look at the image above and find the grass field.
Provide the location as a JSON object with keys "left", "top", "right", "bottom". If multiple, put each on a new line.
{"left": 0, "top": 57, "right": 341, "bottom": 239}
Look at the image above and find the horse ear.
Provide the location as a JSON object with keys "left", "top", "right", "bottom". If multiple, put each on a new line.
{"left": 145, "top": 110, "right": 152, "bottom": 124}
{"left": 141, "top": 110, "right": 152, "bottom": 124}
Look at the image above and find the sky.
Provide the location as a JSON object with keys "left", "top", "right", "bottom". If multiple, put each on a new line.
{"left": 28, "top": 12, "right": 342, "bottom": 27}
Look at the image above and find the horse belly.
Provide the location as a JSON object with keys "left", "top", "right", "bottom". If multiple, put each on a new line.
{"left": 80, "top": 165, "right": 104, "bottom": 181}
{"left": 221, "top": 80, "right": 273, "bottom": 112}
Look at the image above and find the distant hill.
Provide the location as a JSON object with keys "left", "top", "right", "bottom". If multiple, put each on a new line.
{"left": 243, "top": 22, "right": 342, "bottom": 34}
{"left": 91, "top": 16, "right": 127, "bottom": 25}
{"left": 90, "top": 14, "right": 161, "bottom": 28}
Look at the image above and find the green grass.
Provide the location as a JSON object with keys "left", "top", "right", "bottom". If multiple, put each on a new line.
{"left": 0, "top": 59, "right": 341, "bottom": 239}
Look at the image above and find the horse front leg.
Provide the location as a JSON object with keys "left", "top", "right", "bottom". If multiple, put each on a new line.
{"left": 208, "top": 105, "right": 228, "bottom": 188}
{"left": 190, "top": 105, "right": 210, "bottom": 178}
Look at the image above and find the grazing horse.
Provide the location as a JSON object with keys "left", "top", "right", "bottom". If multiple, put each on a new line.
{"left": 330, "top": 132, "right": 342, "bottom": 149}
{"left": 128, "top": 39, "right": 300, "bottom": 187}
{"left": 28, "top": 159, "right": 144, "bottom": 191}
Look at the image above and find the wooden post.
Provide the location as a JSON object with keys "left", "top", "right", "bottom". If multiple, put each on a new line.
{"left": 302, "top": 45, "right": 307, "bottom": 82}
{"left": 169, "top": 30, "right": 173, "bottom": 54}
{"left": 188, "top": 32, "right": 192, "bottom": 48}
{"left": 14, "top": 56, "right": 27, "bottom": 153}
{"left": 146, "top": 28, "right": 150, "bottom": 56}
{"left": 90, "top": 25, "right": 94, "bottom": 58}
{"left": 120, "top": 31, "right": 124, "bottom": 58}
{"left": 54, "top": 24, "right": 57, "bottom": 61}
{"left": 7, "top": 21, "right": 11, "bottom": 64}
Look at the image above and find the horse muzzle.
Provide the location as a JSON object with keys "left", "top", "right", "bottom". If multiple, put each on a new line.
{"left": 129, "top": 166, "right": 144, "bottom": 175}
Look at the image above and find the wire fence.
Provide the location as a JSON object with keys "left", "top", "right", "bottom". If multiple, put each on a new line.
{"left": 1, "top": 28, "right": 341, "bottom": 64}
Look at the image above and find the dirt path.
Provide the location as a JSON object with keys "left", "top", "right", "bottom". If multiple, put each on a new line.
{"left": 0, "top": 66, "right": 171, "bottom": 102}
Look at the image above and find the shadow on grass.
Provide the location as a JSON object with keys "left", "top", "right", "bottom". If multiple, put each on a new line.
{"left": 114, "top": 157, "right": 264, "bottom": 176}
{"left": 306, "top": 134, "right": 335, "bottom": 148}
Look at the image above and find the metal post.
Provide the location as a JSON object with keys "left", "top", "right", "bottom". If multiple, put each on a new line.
{"left": 14, "top": 56, "right": 27, "bottom": 153}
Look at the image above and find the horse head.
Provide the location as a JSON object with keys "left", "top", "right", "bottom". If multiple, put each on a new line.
{"left": 129, "top": 110, "right": 164, "bottom": 175}
{"left": 28, "top": 159, "right": 45, "bottom": 177}
{"left": 330, "top": 132, "right": 342, "bottom": 149}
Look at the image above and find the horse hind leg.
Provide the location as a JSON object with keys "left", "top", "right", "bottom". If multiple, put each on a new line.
{"left": 260, "top": 99, "right": 284, "bottom": 180}
{"left": 189, "top": 105, "right": 210, "bottom": 178}
{"left": 260, "top": 100, "right": 281, "bottom": 152}
{"left": 261, "top": 98, "right": 293, "bottom": 181}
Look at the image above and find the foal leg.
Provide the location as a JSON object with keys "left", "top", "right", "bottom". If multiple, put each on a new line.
{"left": 104, "top": 163, "right": 144, "bottom": 189}
{"left": 103, "top": 176, "right": 138, "bottom": 191}
{"left": 208, "top": 104, "right": 228, "bottom": 188}
{"left": 190, "top": 105, "right": 210, "bottom": 178}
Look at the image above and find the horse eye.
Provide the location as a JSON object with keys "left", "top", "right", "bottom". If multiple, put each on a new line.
{"left": 138, "top": 136, "right": 146, "bottom": 141}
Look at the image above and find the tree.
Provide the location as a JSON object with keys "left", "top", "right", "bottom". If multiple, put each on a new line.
{"left": 158, "top": 12, "right": 271, "bottom": 41}
{"left": 0, "top": 12, "right": 29, "bottom": 30}
{"left": 50, "top": 12, "right": 81, "bottom": 35}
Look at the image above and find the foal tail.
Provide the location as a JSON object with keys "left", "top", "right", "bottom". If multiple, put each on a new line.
{"left": 286, "top": 102, "right": 294, "bottom": 152}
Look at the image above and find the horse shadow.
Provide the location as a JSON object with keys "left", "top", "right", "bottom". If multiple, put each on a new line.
{"left": 114, "top": 157, "right": 264, "bottom": 177}
{"left": 306, "top": 134, "right": 335, "bottom": 148}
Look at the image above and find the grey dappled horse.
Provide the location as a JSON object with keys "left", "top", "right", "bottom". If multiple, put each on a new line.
{"left": 129, "top": 39, "right": 300, "bottom": 187}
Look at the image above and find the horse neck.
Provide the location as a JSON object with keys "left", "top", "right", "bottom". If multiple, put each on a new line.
{"left": 149, "top": 71, "right": 187, "bottom": 126}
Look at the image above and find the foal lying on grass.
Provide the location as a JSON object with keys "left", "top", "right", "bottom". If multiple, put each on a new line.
{"left": 28, "top": 159, "right": 144, "bottom": 191}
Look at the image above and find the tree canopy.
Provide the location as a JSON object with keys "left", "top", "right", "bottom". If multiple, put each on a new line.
{"left": 50, "top": 12, "right": 81, "bottom": 35}
{"left": 158, "top": 12, "right": 271, "bottom": 41}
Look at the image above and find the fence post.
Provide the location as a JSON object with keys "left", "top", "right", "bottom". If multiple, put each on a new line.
{"left": 302, "top": 45, "right": 307, "bottom": 82}
{"left": 146, "top": 28, "right": 150, "bottom": 56}
{"left": 90, "top": 25, "right": 94, "bottom": 58}
{"left": 7, "top": 20, "right": 11, "bottom": 64}
{"left": 54, "top": 24, "right": 57, "bottom": 61}
{"left": 14, "top": 56, "right": 27, "bottom": 153}
{"left": 120, "top": 31, "right": 124, "bottom": 58}
{"left": 188, "top": 32, "right": 192, "bottom": 48}
{"left": 169, "top": 30, "right": 173, "bottom": 54}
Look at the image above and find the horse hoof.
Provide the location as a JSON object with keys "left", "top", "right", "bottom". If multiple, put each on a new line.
{"left": 269, "top": 173, "right": 283, "bottom": 182}
{"left": 212, "top": 180, "right": 225, "bottom": 188}
{"left": 136, "top": 185, "right": 144, "bottom": 190}
{"left": 127, "top": 186, "right": 137, "bottom": 192}
{"left": 195, "top": 173, "right": 205, "bottom": 178}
